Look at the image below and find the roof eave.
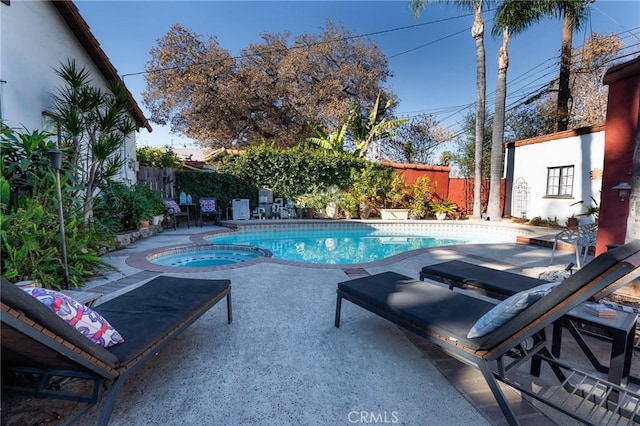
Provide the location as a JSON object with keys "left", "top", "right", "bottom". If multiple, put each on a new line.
{"left": 51, "top": 1, "right": 152, "bottom": 132}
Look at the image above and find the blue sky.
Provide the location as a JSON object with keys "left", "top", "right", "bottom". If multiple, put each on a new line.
{"left": 75, "top": 0, "right": 640, "bottom": 150}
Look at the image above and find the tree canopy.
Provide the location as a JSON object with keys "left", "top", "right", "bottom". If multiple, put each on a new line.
{"left": 143, "top": 22, "right": 394, "bottom": 149}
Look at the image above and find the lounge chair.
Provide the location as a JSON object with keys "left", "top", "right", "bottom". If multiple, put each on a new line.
{"left": 420, "top": 259, "right": 639, "bottom": 387}
{"left": 334, "top": 241, "right": 640, "bottom": 425}
{"left": 1, "top": 275, "right": 232, "bottom": 425}
{"left": 419, "top": 259, "right": 546, "bottom": 300}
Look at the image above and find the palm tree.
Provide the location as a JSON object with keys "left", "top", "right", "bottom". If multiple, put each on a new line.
{"left": 513, "top": 1, "right": 591, "bottom": 132}
{"left": 409, "top": 0, "right": 486, "bottom": 219}
{"left": 486, "top": 27, "right": 510, "bottom": 220}
{"left": 486, "top": 0, "right": 541, "bottom": 220}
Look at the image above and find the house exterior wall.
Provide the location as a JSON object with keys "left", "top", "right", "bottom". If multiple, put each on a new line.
{"left": 508, "top": 125, "right": 605, "bottom": 225}
{"left": 0, "top": 0, "right": 138, "bottom": 184}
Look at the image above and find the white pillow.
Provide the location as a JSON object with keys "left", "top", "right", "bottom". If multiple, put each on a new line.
{"left": 467, "top": 281, "right": 560, "bottom": 338}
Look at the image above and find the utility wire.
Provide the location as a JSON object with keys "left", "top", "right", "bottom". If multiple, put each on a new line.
{"left": 122, "top": 11, "right": 476, "bottom": 79}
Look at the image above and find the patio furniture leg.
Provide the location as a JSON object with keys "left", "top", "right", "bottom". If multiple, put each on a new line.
{"left": 478, "top": 362, "right": 519, "bottom": 425}
{"left": 226, "top": 292, "right": 233, "bottom": 324}
{"left": 334, "top": 293, "right": 342, "bottom": 328}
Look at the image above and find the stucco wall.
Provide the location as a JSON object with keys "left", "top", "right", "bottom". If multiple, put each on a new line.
{"left": 509, "top": 127, "right": 605, "bottom": 225}
{"left": 0, "top": 0, "right": 138, "bottom": 183}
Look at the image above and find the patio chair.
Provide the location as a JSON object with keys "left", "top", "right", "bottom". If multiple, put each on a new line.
{"left": 252, "top": 207, "right": 266, "bottom": 220}
{"left": 199, "top": 197, "right": 220, "bottom": 226}
{"left": 163, "top": 199, "right": 190, "bottom": 230}
{"left": 1, "top": 275, "right": 232, "bottom": 425}
{"left": 334, "top": 240, "right": 640, "bottom": 425}
{"left": 549, "top": 222, "right": 598, "bottom": 268}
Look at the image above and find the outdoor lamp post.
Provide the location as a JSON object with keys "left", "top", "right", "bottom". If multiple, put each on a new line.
{"left": 48, "top": 148, "right": 70, "bottom": 290}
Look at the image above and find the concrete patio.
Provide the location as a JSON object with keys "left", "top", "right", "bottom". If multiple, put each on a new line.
{"left": 2, "top": 221, "right": 638, "bottom": 425}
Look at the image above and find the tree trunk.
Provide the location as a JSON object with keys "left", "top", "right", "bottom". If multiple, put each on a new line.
{"left": 556, "top": 7, "right": 573, "bottom": 132}
{"left": 472, "top": 1, "right": 486, "bottom": 219}
{"left": 487, "top": 29, "right": 509, "bottom": 221}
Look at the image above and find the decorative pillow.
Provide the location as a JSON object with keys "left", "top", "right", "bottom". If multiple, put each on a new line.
{"left": 164, "top": 200, "right": 181, "bottom": 214}
{"left": 200, "top": 198, "right": 217, "bottom": 212}
{"left": 467, "top": 281, "right": 560, "bottom": 338}
{"left": 22, "top": 287, "right": 124, "bottom": 348}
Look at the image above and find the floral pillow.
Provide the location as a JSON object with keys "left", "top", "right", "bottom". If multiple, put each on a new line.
{"left": 22, "top": 287, "right": 124, "bottom": 348}
{"left": 467, "top": 281, "right": 560, "bottom": 338}
{"left": 164, "top": 200, "right": 181, "bottom": 214}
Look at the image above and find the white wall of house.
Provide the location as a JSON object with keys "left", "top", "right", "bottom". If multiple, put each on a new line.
{"left": 0, "top": 0, "right": 138, "bottom": 184}
{"left": 510, "top": 129, "right": 605, "bottom": 226}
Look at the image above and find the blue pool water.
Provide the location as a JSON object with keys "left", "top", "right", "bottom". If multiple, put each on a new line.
{"left": 151, "top": 247, "right": 265, "bottom": 267}
{"left": 205, "top": 229, "right": 511, "bottom": 265}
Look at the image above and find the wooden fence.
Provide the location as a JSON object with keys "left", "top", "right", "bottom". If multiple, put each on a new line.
{"left": 136, "top": 167, "right": 176, "bottom": 200}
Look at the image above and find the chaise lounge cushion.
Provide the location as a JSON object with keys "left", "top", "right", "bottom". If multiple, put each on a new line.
{"left": 467, "top": 281, "right": 560, "bottom": 338}
{"left": 420, "top": 260, "right": 546, "bottom": 300}
{"left": 338, "top": 241, "right": 640, "bottom": 351}
{"left": 22, "top": 287, "right": 124, "bottom": 347}
{"left": 94, "top": 276, "right": 230, "bottom": 364}
{"left": 338, "top": 272, "right": 499, "bottom": 350}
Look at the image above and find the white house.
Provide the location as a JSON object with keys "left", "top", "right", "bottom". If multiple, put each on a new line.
{"left": 505, "top": 124, "right": 605, "bottom": 226}
{"left": 0, "top": 0, "right": 151, "bottom": 184}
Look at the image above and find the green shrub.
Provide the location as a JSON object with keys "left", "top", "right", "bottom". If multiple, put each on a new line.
{"left": 0, "top": 192, "right": 109, "bottom": 289}
{"left": 95, "top": 182, "right": 145, "bottom": 231}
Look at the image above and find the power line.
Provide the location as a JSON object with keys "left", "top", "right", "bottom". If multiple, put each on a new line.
{"left": 122, "top": 11, "right": 476, "bottom": 79}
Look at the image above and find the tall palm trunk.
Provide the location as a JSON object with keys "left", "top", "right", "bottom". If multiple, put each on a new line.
{"left": 472, "top": 0, "right": 486, "bottom": 219}
{"left": 556, "top": 4, "right": 574, "bottom": 132}
{"left": 487, "top": 28, "right": 509, "bottom": 220}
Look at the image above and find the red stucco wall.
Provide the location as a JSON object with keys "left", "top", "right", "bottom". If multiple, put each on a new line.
{"left": 596, "top": 60, "right": 640, "bottom": 255}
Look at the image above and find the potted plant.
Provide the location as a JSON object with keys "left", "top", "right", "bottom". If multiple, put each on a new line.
{"left": 341, "top": 192, "right": 359, "bottom": 219}
{"left": 134, "top": 184, "right": 166, "bottom": 226}
{"left": 429, "top": 198, "right": 458, "bottom": 220}
{"left": 350, "top": 164, "right": 392, "bottom": 219}
{"left": 295, "top": 194, "right": 314, "bottom": 219}
{"left": 408, "top": 176, "right": 432, "bottom": 220}
{"left": 321, "top": 185, "right": 343, "bottom": 219}
{"left": 379, "top": 174, "right": 410, "bottom": 220}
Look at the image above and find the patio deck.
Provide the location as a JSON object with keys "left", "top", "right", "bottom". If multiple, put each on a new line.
{"left": 2, "top": 221, "right": 637, "bottom": 425}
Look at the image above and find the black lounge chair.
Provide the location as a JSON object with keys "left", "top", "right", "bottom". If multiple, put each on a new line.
{"left": 334, "top": 241, "right": 640, "bottom": 425}
{"left": 1, "top": 276, "right": 232, "bottom": 425}
{"left": 419, "top": 259, "right": 546, "bottom": 300}
{"left": 420, "top": 259, "right": 639, "bottom": 388}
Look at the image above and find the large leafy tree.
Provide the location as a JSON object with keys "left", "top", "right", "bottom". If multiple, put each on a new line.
{"left": 383, "top": 113, "right": 452, "bottom": 163}
{"left": 505, "top": 31, "right": 623, "bottom": 142}
{"left": 143, "top": 22, "right": 393, "bottom": 148}
{"left": 410, "top": 0, "right": 487, "bottom": 219}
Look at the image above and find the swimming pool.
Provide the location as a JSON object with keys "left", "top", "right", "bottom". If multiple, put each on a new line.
{"left": 205, "top": 224, "right": 523, "bottom": 265}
